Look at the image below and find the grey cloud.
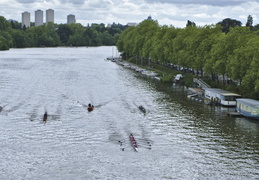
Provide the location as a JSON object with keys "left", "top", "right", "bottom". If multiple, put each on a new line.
{"left": 60, "top": 0, "right": 85, "bottom": 5}
{"left": 16, "top": 0, "right": 86, "bottom": 5}
{"left": 16, "top": 0, "right": 38, "bottom": 3}
{"left": 143, "top": 0, "right": 249, "bottom": 7}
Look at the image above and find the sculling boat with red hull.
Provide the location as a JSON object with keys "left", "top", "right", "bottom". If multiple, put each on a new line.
{"left": 87, "top": 103, "right": 94, "bottom": 112}
{"left": 129, "top": 134, "right": 138, "bottom": 152}
{"left": 88, "top": 106, "right": 94, "bottom": 112}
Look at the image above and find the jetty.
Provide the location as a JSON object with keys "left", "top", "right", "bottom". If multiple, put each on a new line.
{"left": 227, "top": 112, "right": 243, "bottom": 117}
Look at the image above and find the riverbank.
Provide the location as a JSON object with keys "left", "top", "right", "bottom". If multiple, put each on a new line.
{"left": 118, "top": 57, "right": 259, "bottom": 100}
{"left": 118, "top": 57, "right": 199, "bottom": 87}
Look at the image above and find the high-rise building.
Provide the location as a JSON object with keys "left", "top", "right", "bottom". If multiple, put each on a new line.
{"left": 22, "top": 12, "right": 30, "bottom": 28}
{"left": 35, "top": 9, "right": 43, "bottom": 26}
{"left": 46, "top": 9, "right": 54, "bottom": 24}
{"left": 67, "top": 14, "right": 76, "bottom": 24}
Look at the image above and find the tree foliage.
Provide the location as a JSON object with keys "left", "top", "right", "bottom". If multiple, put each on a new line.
{"left": 0, "top": 16, "right": 124, "bottom": 50}
{"left": 217, "top": 18, "right": 242, "bottom": 33}
{"left": 246, "top": 15, "right": 253, "bottom": 28}
{"left": 116, "top": 18, "right": 259, "bottom": 97}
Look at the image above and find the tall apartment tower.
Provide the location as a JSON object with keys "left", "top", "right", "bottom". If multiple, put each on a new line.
{"left": 22, "top": 12, "right": 30, "bottom": 28}
{"left": 35, "top": 9, "right": 43, "bottom": 26}
{"left": 46, "top": 9, "right": 54, "bottom": 24}
{"left": 67, "top": 14, "right": 76, "bottom": 24}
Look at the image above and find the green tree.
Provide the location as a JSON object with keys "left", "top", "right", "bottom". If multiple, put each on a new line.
{"left": 203, "top": 31, "right": 227, "bottom": 81}
{"left": 186, "top": 20, "right": 196, "bottom": 27}
{"left": 83, "top": 28, "right": 101, "bottom": 46}
{"left": 0, "top": 31, "right": 12, "bottom": 50}
{"left": 227, "top": 27, "right": 255, "bottom": 83}
{"left": 57, "top": 24, "right": 73, "bottom": 44}
{"left": 133, "top": 19, "right": 159, "bottom": 64}
{"left": 116, "top": 26, "right": 135, "bottom": 54}
{"left": 10, "top": 29, "right": 28, "bottom": 48}
{"left": 100, "top": 31, "right": 115, "bottom": 45}
{"left": 163, "top": 26, "right": 180, "bottom": 65}
{"left": 149, "top": 25, "right": 168, "bottom": 63}
{"left": 10, "top": 20, "right": 21, "bottom": 30}
{"left": 38, "top": 33, "right": 55, "bottom": 47}
{"left": 241, "top": 44, "right": 259, "bottom": 97}
{"left": 246, "top": 15, "right": 253, "bottom": 29}
{"left": 46, "top": 22, "right": 61, "bottom": 46}
{"left": 67, "top": 34, "right": 85, "bottom": 46}
{"left": 91, "top": 23, "right": 106, "bottom": 33}
{"left": 217, "top": 18, "right": 242, "bottom": 33}
{"left": 0, "top": 16, "right": 11, "bottom": 31}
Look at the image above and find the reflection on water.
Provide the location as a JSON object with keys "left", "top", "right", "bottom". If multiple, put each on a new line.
{"left": 0, "top": 47, "right": 259, "bottom": 179}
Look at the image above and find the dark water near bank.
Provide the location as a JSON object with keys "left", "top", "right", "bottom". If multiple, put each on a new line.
{"left": 0, "top": 47, "right": 259, "bottom": 180}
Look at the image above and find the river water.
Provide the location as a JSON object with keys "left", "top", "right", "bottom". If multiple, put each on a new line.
{"left": 0, "top": 46, "right": 259, "bottom": 180}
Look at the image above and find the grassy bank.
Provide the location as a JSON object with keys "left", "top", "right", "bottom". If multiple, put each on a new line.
{"left": 126, "top": 57, "right": 195, "bottom": 87}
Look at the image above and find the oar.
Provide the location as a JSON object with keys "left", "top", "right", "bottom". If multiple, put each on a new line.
{"left": 118, "top": 139, "right": 129, "bottom": 146}
{"left": 118, "top": 141, "right": 132, "bottom": 151}
{"left": 137, "top": 144, "right": 152, "bottom": 150}
{"left": 135, "top": 138, "right": 152, "bottom": 145}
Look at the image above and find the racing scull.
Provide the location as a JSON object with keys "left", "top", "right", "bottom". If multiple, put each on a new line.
{"left": 129, "top": 134, "right": 138, "bottom": 152}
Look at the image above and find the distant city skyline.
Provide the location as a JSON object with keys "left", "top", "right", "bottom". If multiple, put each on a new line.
{"left": 21, "top": 9, "right": 77, "bottom": 27}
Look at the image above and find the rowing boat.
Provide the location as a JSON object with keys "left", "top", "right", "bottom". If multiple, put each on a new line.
{"left": 43, "top": 112, "right": 47, "bottom": 122}
{"left": 88, "top": 106, "right": 94, "bottom": 112}
{"left": 138, "top": 105, "right": 146, "bottom": 114}
{"left": 129, "top": 134, "right": 138, "bottom": 152}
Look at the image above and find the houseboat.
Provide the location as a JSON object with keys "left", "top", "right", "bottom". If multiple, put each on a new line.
{"left": 204, "top": 88, "right": 241, "bottom": 106}
{"left": 236, "top": 98, "right": 259, "bottom": 120}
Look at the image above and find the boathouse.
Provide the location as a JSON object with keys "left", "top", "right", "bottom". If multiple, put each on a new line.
{"left": 204, "top": 88, "right": 241, "bottom": 106}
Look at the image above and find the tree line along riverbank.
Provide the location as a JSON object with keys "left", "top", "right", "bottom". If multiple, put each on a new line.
{"left": 0, "top": 16, "right": 126, "bottom": 50}
{"left": 116, "top": 19, "right": 259, "bottom": 100}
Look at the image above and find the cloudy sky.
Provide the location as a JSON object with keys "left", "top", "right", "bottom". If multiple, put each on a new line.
{"left": 0, "top": 0, "right": 258, "bottom": 27}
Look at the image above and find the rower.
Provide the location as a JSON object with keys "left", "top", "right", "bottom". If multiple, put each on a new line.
{"left": 43, "top": 111, "right": 48, "bottom": 121}
{"left": 88, "top": 103, "right": 94, "bottom": 112}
